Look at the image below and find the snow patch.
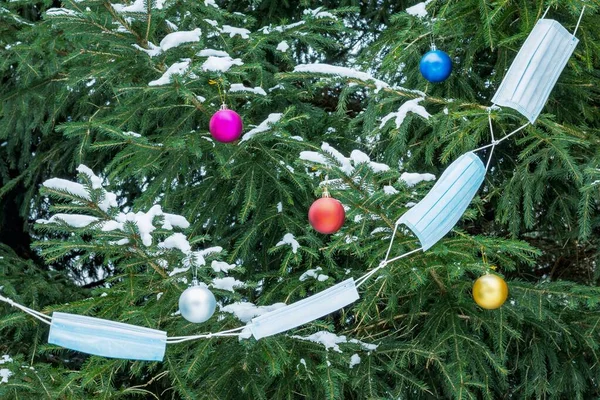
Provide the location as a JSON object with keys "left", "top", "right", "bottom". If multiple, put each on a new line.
{"left": 158, "top": 232, "right": 191, "bottom": 254}
{"left": 383, "top": 185, "right": 398, "bottom": 195}
{"left": 148, "top": 59, "right": 191, "bottom": 86}
{"left": 379, "top": 98, "right": 430, "bottom": 130}
{"left": 400, "top": 172, "right": 436, "bottom": 187}
{"left": 43, "top": 178, "right": 89, "bottom": 199}
{"left": 303, "top": 7, "right": 336, "bottom": 19}
{"left": 221, "top": 302, "right": 286, "bottom": 323}
{"left": 299, "top": 267, "right": 329, "bottom": 282}
{"left": 229, "top": 84, "right": 267, "bottom": 96}
{"left": 294, "top": 63, "right": 389, "bottom": 93}
{"left": 276, "top": 41, "right": 289, "bottom": 52}
{"left": 349, "top": 353, "right": 361, "bottom": 368}
{"left": 46, "top": 8, "right": 78, "bottom": 16}
{"left": 160, "top": 28, "right": 201, "bottom": 52}
{"left": 221, "top": 25, "right": 250, "bottom": 39}
{"left": 406, "top": 0, "right": 433, "bottom": 18}
{"left": 202, "top": 56, "right": 243, "bottom": 72}
{"left": 37, "top": 214, "right": 99, "bottom": 228}
{"left": 240, "top": 113, "right": 283, "bottom": 142}
{"left": 211, "top": 277, "right": 245, "bottom": 292}
{"left": 211, "top": 260, "right": 236, "bottom": 273}
{"left": 276, "top": 233, "right": 300, "bottom": 254}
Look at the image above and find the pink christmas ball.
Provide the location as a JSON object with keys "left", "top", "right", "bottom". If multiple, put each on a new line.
{"left": 209, "top": 109, "right": 243, "bottom": 143}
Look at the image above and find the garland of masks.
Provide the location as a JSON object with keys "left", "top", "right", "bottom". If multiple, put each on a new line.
{"left": 0, "top": 6, "right": 586, "bottom": 362}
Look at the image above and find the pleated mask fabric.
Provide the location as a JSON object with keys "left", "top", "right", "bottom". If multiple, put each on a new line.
{"left": 249, "top": 278, "right": 359, "bottom": 340}
{"left": 397, "top": 152, "right": 485, "bottom": 251}
{"left": 48, "top": 312, "right": 167, "bottom": 361}
{"left": 491, "top": 19, "right": 579, "bottom": 123}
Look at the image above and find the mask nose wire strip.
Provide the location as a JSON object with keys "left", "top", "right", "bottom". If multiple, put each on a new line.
{"left": 0, "top": 294, "right": 52, "bottom": 325}
{"left": 573, "top": 6, "right": 586, "bottom": 37}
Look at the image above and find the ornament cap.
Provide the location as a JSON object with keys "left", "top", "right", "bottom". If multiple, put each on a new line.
{"left": 322, "top": 186, "right": 331, "bottom": 198}
{"left": 220, "top": 103, "right": 228, "bottom": 110}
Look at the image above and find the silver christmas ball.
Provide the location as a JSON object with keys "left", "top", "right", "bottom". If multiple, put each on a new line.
{"left": 178, "top": 285, "right": 216, "bottom": 323}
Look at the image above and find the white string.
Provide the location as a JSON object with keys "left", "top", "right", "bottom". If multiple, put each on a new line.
{"left": 383, "top": 247, "right": 423, "bottom": 265}
{"left": 472, "top": 122, "right": 529, "bottom": 153}
{"left": 542, "top": 5, "right": 551, "bottom": 19}
{"left": 573, "top": 6, "right": 586, "bottom": 37}
{"left": 384, "top": 223, "right": 400, "bottom": 261}
{"left": 356, "top": 247, "right": 422, "bottom": 288}
{"left": 485, "top": 113, "right": 496, "bottom": 171}
{"left": 0, "top": 295, "right": 52, "bottom": 325}
{"left": 166, "top": 326, "right": 245, "bottom": 343}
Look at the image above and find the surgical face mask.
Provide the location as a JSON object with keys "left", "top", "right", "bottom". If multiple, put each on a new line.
{"left": 250, "top": 278, "right": 359, "bottom": 340}
{"left": 397, "top": 152, "right": 485, "bottom": 251}
{"left": 492, "top": 19, "right": 579, "bottom": 123}
{"left": 48, "top": 312, "right": 167, "bottom": 361}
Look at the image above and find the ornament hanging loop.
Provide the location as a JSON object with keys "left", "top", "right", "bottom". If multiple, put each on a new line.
{"left": 209, "top": 78, "right": 228, "bottom": 108}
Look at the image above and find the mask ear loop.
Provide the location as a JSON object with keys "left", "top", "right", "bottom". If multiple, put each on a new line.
{"left": 542, "top": 5, "right": 550, "bottom": 20}
{"left": 0, "top": 294, "right": 52, "bottom": 325}
{"left": 573, "top": 6, "right": 586, "bottom": 37}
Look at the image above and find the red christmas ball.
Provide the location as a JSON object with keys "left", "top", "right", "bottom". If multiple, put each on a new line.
{"left": 308, "top": 197, "right": 345, "bottom": 234}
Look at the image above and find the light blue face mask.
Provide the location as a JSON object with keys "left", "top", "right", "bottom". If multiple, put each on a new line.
{"left": 492, "top": 19, "right": 579, "bottom": 123}
{"left": 250, "top": 278, "right": 359, "bottom": 340}
{"left": 48, "top": 312, "right": 167, "bottom": 361}
{"left": 397, "top": 152, "right": 485, "bottom": 251}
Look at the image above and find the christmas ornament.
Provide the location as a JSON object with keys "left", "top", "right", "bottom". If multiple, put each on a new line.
{"left": 472, "top": 273, "right": 508, "bottom": 310}
{"left": 308, "top": 189, "right": 345, "bottom": 234}
{"left": 209, "top": 105, "right": 243, "bottom": 143}
{"left": 419, "top": 47, "right": 452, "bottom": 83}
{"left": 179, "top": 283, "right": 217, "bottom": 323}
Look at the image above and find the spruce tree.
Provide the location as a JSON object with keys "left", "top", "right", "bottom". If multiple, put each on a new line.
{"left": 1, "top": 0, "right": 599, "bottom": 399}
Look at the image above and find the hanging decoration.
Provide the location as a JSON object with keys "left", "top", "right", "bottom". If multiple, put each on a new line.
{"left": 0, "top": 6, "right": 586, "bottom": 363}
{"left": 208, "top": 79, "right": 243, "bottom": 143}
{"left": 419, "top": 46, "right": 452, "bottom": 83}
{"left": 491, "top": 17, "right": 581, "bottom": 124}
{"left": 209, "top": 105, "right": 243, "bottom": 143}
{"left": 178, "top": 283, "right": 217, "bottom": 323}
{"left": 48, "top": 312, "right": 167, "bottom": 361}
{"left": 397, "top": 152, "right": 485, "bottom": 251}
{"left": 472, "top": 273, "right": 509, "bottom": 310}
{"left": 308, "top": 187, "right": 345, "bottom": 234}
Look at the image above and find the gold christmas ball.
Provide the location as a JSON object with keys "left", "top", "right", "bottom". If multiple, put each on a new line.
{"left": 472, "top": 274, "right": 508, "bottom": 310}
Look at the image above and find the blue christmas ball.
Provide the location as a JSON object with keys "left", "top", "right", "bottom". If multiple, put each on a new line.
{"left": 419, "top": 49, "right": 452, "bottom": 83}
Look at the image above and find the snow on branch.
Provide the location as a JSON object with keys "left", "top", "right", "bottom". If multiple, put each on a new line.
{"left": 299, "top": 142, "right": 390, "bottom": 175}
{"left": 406, "top": 0, "right": 433, "bottom": 18}
{"left": 290, "top": 331, "right": 378, "bottom": 353}
{"left": 229, "top": 84, "right": 267, "bottom": 96}
{"left": 159, "top": 28, "right": 202, "bottom": 52}
{"left": 240, "top": 113, "right": 283, "bottom": 143}
{"left": 293, "top": 63, "right": 390, "bottom": 93}
{"left": 148, "top": 59, "right": 191, "bottom": 86}
{"left": 275, "top": 233, "right": 300, "bottom": 254}
{"left": 379, "top": 97, "right": 431, "bottom": 130}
